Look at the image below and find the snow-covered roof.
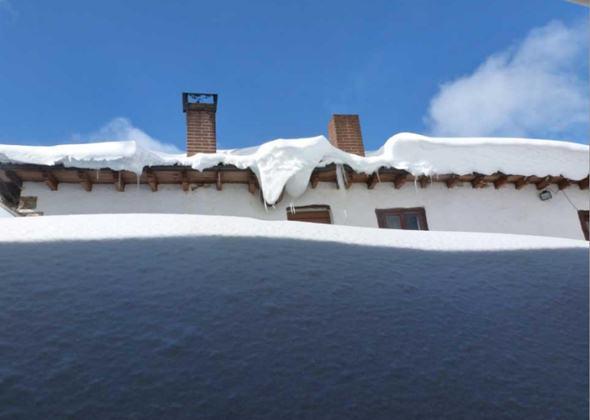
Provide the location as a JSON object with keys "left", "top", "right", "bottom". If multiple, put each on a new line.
{"left": 0, "top": 133, "right": 588, "bottom": 204}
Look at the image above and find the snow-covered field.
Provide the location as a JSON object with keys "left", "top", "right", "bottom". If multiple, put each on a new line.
{"left": 0, "top": 214, "right": 587, "bottom": 418}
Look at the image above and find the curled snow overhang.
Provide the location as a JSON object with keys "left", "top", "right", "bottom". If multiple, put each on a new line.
{"left": 0, "top": 133, "right": 588, "bottom": 204}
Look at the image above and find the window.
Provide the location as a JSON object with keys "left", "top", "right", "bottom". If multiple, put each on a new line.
{"left": 578, "top": 210, "right": 589, "bottom": 241}
{"left": 375, "top": 207, "right": 429, "bottom": 231}
{"left": 287, "top": 205, "right": 332, "bottom": 224}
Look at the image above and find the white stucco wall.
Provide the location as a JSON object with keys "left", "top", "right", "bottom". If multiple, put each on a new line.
{"left": 21, "top": 181, "right": 590, "bottom": 240}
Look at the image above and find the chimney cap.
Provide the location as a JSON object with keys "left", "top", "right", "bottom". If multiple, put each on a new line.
{"left": 182, "top": 92, "right": 218, "bottom": 112}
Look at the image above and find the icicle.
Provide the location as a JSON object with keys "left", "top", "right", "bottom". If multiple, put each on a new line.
{"left": 376, "top": 169, "right": 381, "bottom": 183}
{"left": 343, "top": 209, "right": 348, "bottom": 220}
{"left": 413, "top": 176, "right": 418, "bottom": 192}
{"left": 136, "top": 173, "right": 140, "bottom": 191}
{"left": 335, "top": 164, "right": 346, "bottom": 190}
{"left": 96, "top": 169, "right": 100, "bottom": 181}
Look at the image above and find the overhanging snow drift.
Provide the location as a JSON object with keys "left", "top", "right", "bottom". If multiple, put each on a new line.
{"left": 0, "top": 133, "right": 587, "bottom": 204}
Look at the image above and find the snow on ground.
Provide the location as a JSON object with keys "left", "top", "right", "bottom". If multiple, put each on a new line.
{"left": 0, "top": 214, "right": 587, "bottom": 418}
{"left": 0, "top": 133, "right": 587, "bottom": 204}
{"left": 0, "top": 213, "right": 586, "bottom": 250}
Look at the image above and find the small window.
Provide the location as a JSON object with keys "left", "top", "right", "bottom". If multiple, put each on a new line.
{"left": 287, "top": 205, "right": 332, "bottom": 224}
{"left": 18, "top": 196, "right": 37, "bottom": 210}
{"left": 578, "top": 210, "right": 589, "bottom": 241}
{"left": 375, "top": 207, "right": 429, "bottom": 231}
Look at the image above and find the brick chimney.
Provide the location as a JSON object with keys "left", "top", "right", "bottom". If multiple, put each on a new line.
{"left": 328, "top": 114, "right": 365, "bottom": 156}
{"left": 182, "top": 92, "right": 218, "bottom": 155}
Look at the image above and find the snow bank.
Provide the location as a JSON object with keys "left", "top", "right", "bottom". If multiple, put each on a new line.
{"left": 0, "top": 134, "right": 587, "bottom": 204}
{"left": 0, "top": 213, "right": 586, "bottom": 250}
{"left": 0, "top": 214, "right": 587, "bottom": 418}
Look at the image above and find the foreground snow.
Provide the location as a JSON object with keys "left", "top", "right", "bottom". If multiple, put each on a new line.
{"left": 0, "top": 215, "right": 587, "bottom": 418}
{"left": 0, "top": 213, "right": 586, "bottom": 250}
{"left": 0, "top": 133, "right": 587, "bottom": 204}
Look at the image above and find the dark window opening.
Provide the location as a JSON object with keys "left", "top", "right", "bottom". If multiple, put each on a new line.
{"left": 578, "top": 210, "right": 589, "bottom": 241}
{"left": 287, "top": 205, "right": 332, "bottom": 224}
{"left": 375, "top": 207, "right": 429, "bottom": 231}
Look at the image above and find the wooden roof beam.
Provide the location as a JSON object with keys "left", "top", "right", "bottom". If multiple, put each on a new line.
{"left": 216, "top": 171, "right": 222, "bottom": 191}
{"left": 418, "top": 175, "right": 430, "bottom": 189}
{"left": 344, "top": 168, "right": 353, "bottom": 190}
{"left": 77, "top": 170, "right": 92, "bottom": 192}
{"left": 113, "top": 171, "right": 125, "bottom": 192}
{"left": 310, "top": 172, "right": 320, "bottom": 189}
{"left": 367, "top": 173, "right": 379, "bottom": 190}
{"left": 393, "top": 173, "right": 408, "bottom": 189}
{"left": 557, "top": 178, "right": 571, "bottom": 190}
{"left": 493, "top": 174, "right": 509, "bottom": 189}
{"left": 514, "top": 176, "right": 529, "bottom": 190}
{"left": 471, "top": 174, "right": 487, "bottom": 189}
{"left": 43, "top": 171, "right": 58, "bottom": 191}
{"left": 181, "top": 171, "right": 189, "bottom": 192}
{"left": 535, "top": 176, "right": 552, "bottom": 190}
{"left": 446, "top": 175, "right": 460, "bottom": 188}
{"left": 248, "top": 173, "right": 258, "bottom": 195}
{"left": 145, "top": 169, "right": 158, "bottom": 192}
{"left": 579, "top": 176, "right": 589, "bottom": 190}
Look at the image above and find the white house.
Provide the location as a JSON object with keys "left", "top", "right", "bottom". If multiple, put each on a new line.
{"left": 0, "top": 93, "right": 588, "bottom": 240}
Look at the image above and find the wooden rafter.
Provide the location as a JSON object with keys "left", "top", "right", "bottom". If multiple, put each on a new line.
{"left": 216, "top": 171, "right": 222, "bottom": 191}
{"left": 0, "top": 162, "right": 587, "bottom": 194}
{"left": 446, "top": 175, "right": 460, "bottom": 188}
{"left": 248, "top": 173, "right": 258, "bottom": 195}
{"left": 310, "top": 172, "right": 320, "bottom": 189}
{"left": 535, "top": 176, "right": 552, "bottom": 190}
{"left": 181, "top": 171, "right": 189, "bottom": 192}
{"left": 344, "top": 168, "right": 353, "bottom": 190}
{"left": 146, "top": 169, "right": 158, "bottom": 192}
{"left": 43, "top": 171, "right": 58, "bottom": 191}
{"left": 393, "top": 173, "right": 407, "bottom": 189}
{"left": 418, "top": 175, "right": 430, "bottom": 189}
{"left": 367, "top": 173, "right": 379, "bottom": 190}
{"left": 557, "top": 178, "right": 571, "bottom": 190}
{"left": 471, "top": 174, "right": 487, "bottom": 189}
{"left": 114, "top": 171, "right": 125, "bottom": 192}
{"left": 493, "top": 174, "right": 508, "bottom": 189}
{"left": 78, "top": 170, "right": 92, "bottom": 192}
{"left": 514, "top": 176, "right": 528, "bottom": 190}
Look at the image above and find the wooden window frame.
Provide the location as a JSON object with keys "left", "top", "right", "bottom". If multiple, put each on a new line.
{"left": 375, "top": 207, "right": 429, "bottom": 230}
{"left": 286, "top": 205, "right": 332, "bottom": 224}
{"left": 578, "top": 210, "right": 589, "bottom": 241}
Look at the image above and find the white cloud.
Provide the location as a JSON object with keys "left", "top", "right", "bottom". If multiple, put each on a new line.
{"left": 74, "top": 117, "right": 182, "bottom": 154}
{"left": 425, "top": 20, "right": 589, "bottom": 140}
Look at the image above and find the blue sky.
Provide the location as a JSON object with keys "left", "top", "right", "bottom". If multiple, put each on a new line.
{"left": 0, "top": 0, "right": 587, "bottom": 151}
